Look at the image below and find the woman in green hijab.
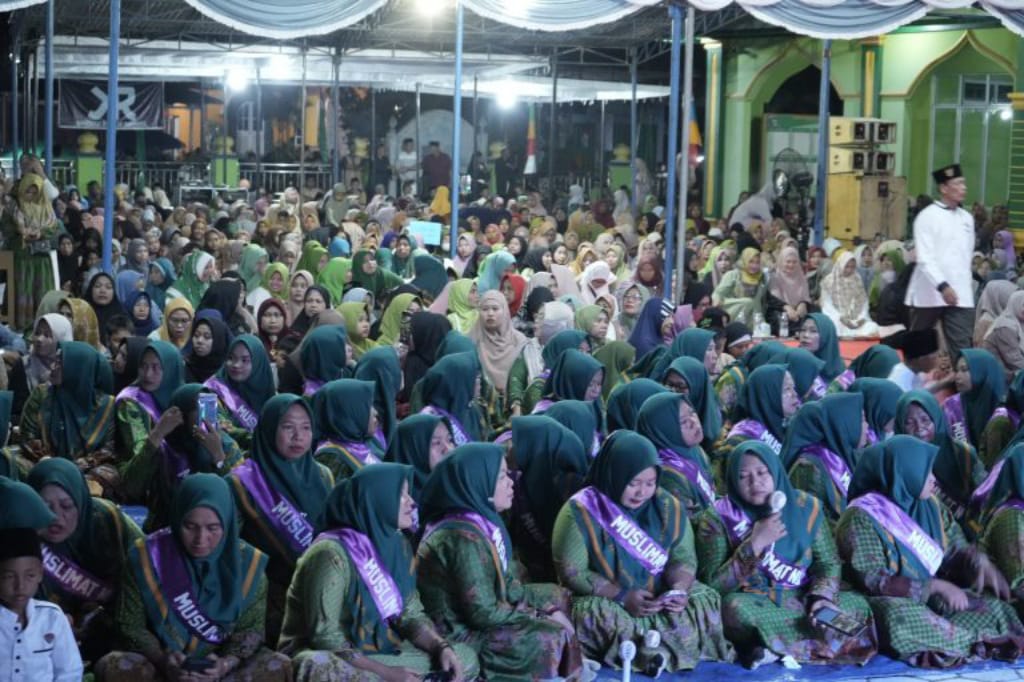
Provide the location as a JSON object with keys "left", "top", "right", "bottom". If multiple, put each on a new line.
{"left": 417, "top": 443, "right": 583, "bottom": 681}
{"left": 385, "top": 413, "right": 455, "bottom": 504}
{"left": 261, "top": 261, "right": 291, "bottom": 302}
{"left": 376, "top": 292, "right": 422, "bottom": 346}
{"left": 506, "top": 416, "right": 588, "bottom": 583}
{"left": 338, "top": 300, "right": 379, "bottom": 361}
{"left": 239, "top": 243, "right": 269, "bottom": 295}
{"left": 316, "top": 256, "right": 353, "bottom": 305}
{"left": 536, "top": 348, "right": 604, "bottom": 413}
{"left": 895, "top": 389, "right": 987, "bottom": 538}
{"left": 114, "top": 340, "right": 185, "bottom": 503}
{"left": 519, "top": 329, "right": 589, "bottom": 415}
{"left": 836, "top": 436, "right": 1023, "bottom": 667}
{"left": 313, "top": 379, "right": 384, "bottom": 481}
{"left": 978, "top": 444, "right": 1024, "bottom": 604}
{"left": 203, "top": 334, "right": 275, "bottom": 452}
{"left": 281, "top": 464, "right": 479, "bottom": 681}
{"left": 445, "top": 278, "right": 480, "bottom": 334}
{"left": 769, "top": 347, "right": 828, "bottom": 402}
{"left": 659, "top": 355, "right": 724, "bottom": 449}
{"left": 637, "top": 393, "right": 718, "bottom": 516}
{"left": 99, "top": 474, "right": 289, "bottom": 681}
{"left": 606, "top": 378, "right": 668, "bottom": 432}
{"left": 849, "top": 377, "right": 901, "bottom": 443}
{"left": 575, "top": 303, "right": 609, "bottom": 351}
{"left": 174, "top": 250, "right": 218, "bottom": 308}
{"left": 697, "top": 440, "right": 876, "bottom": 668}
{"left": 420, "top": 352, "right": 487, "bottom": 444}
{"left": 27, "top": 458, "right": 143, "bottom": 662}
{"left": 868, "top": 246, "right": 905, "bottom": 311}
{"left": 20, "top": 341, "right": 116, "bottom": 489}
{"left": 299, "top": 324, "right": 351, "bottom": 396}
{"left": 551, "top": 430, "right": 733, "bottom": 674}
{"left": 352, "top": 249, "right": 404, "bottom": 305}
{"left": 593, "top": 340, "right": 636, "bottom": 401}
{"left": 228, "top": 394, "right": 332, "bottom": 645}
{"left": 945, "top": 348, "right": 1014, "bottom": 466}
{"left": 782, "top": 393, "right": 868, "bottom": 526}
{"left": 295, "top": 240, "right": 328, "bottom": 277}
{"left": 354, "top": 345, "right": 401, "bottom": 449}
{"left": 829, "top": 344, "right": 901, "bottom": 393}
{"left": 797, "top": 313, "right": 845, "bottom": 381}
{"left": 651, "top": 328, "right": 719, "bottom": 383}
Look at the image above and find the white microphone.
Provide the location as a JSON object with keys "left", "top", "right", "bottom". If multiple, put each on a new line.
{"left": 769, "top": 490, "right": 787, "bottom": 514}
{"left": 619, "top": 640, "right": 636, "bottom": 682}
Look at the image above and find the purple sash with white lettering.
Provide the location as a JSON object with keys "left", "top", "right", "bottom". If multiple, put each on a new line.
{"left": 728, "top": 419, "right": 782, "bottom": 455}
{"left": 303, "top": 379, "right": 324, "bottom": 397}
{"left": 849, "top": 492, "right": 944, "bottom": 576}
{"left": 972, "top": 458, "right": 1005, "bottom": 508}
{"left": 713, "top": 497, "right": 809, "bottom": 589}
{"left": 233, "top": 460, "right": 314, "bottom": 556}
{"left": 798, "top": 445, "right": 852, "bottom": 497}
{"left": 942, "top": 394, "right": 969, "bottom": 444}
{"left": 808, "top": 375, "right": 828, "bottom": 399}
{"left": 658, "top": 449, "right": 715, "bottom": 504}
{"left": 317, "top": 528, "right": 404, "bottom": 621}
{"left": 203, "top": 377, "right": 258, "bottom": 431}
{"left": 422, "top": 511, "right": 509, "bottom": 573}
{"left": 317, "top": 439, "right": 381, "bottom": 467}
{"left": 146, "top": 528, "right": 228, "bottom": 643}
{"left": 40, "top": 545, "right": 115, "bottom": 603}
{"left": 419, "top": 406, "right": 470, "bottom": 445}
{"left": 571, "top": 486, "right": 669, "bottom": 575}
{"left": 116, "top": 385, "right": 161, "bottom": 424}
{"left": 831, "top": 370, "right": 855, "bottom": 393}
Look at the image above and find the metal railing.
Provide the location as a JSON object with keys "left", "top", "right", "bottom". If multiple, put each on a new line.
{"left": 39, "top": 159, "right": 208, "bottom": 197}
{"left": 239, "top": 163, "right": 333, "bottom": 196}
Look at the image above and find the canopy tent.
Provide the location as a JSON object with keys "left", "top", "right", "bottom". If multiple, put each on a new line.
{"left": 38, "top": 37, "right": 672, "bottom": 103}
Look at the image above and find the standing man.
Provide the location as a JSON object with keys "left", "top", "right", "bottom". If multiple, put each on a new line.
{"left": 421, "top": 141, "right": 452, "bottom": 197}
{"left": 905, "top": 164, "right": 975, "bottom": 360}
{"left": 394, "top": 137, "right": 418, "bottom": 197}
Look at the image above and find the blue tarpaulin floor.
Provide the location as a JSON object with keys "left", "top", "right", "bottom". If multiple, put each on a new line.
{"left": 594, "top": 657, "right": 1024, "bottom": 681}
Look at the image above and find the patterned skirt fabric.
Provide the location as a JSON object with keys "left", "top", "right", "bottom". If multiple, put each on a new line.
{"left": 291, "top": 643, "right": 479, "bottom": 682}
{"left": 96, "top": 648, "right": 292, "bottom": 681}
{"left": 15, "top": 251, "right": 54, "bottom": 330}
{"left": 570, "top": 581, "right": 734, "bottom": 672}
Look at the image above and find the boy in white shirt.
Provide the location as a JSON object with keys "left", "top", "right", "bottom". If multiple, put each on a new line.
{"left": 0, "top": 527, "right": 83, "bottom": 682}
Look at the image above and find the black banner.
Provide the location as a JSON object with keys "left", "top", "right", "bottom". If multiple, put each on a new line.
{"left": 59, "top": 80, "right": 164, "bottom": 130}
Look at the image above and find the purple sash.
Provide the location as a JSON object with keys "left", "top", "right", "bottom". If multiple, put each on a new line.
{"left": 302, "top": 379, "right": 324, "bottom": 397}
{"left": 146, "top": 529, "right": 228, "bottom": 643}
{"left": 849, "top": 492, "right": 943, "bottom": 576}
{"left": 116, "top": 386, "right": 161, "bottom": 424}
{"left": 942, "top": 394, "right": 969, "bottom": 443}
{"left": 799, "top": 445, "right": 852, "bottom": 497}
{"left": 865, "top": 427, "right": 880, "bottom": 446}
{"left": 808, "top": 376, "right": 828, "bottom": 399}
{"left": 531, "top": 398, "right": 555, "bottom": 415}
{"left": 494, "top": 431, "right": 513, "bottom": 445}
{"left": 233, "top": 460, "right": 315, "bottom": 555}
{"left": 571, "top": 487, "right": 668, "bottom": 575}
{"left": 419, "top": 406, "right": 470, "bottom": 446}
{"left": 373, "top": 427, "right": 387, "bottom": 451}
{"left": 317, "top": 528, "right": 404, "bottom": 621}
{"left": 713, "top": 497, "right": 809, "bottom": 589}
{"left": 203, "top": 378, "right": 258, "bottom": 431}
{"left": 423, "top": 511, "right": 508, "bottom": 573}
{"left": 831, "top": 370, "right": 855, "bottom": 393}
{"left": 40, "top": 545, "right": 114, "bottom": 603}
{"left": 728, "top": 419, "right": 782, "bottom": 455}
{"left": 161, "top": 443, "right": 192, "bottom": 485}
{"left": 972, "top": 458, "right": 1005, "bottom": 507}
{"left": 317, "top": 439, "right": 381, "bottom": 467}
{"left": 658, "top": 449, "right": 715, "bottom": 504}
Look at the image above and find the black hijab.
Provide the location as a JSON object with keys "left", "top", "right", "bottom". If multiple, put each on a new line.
{"left": 184, "top": 316, "right": 231, "bottom": 384}
{"left": 400, "top": 312, "right": 452, "bottom": 403}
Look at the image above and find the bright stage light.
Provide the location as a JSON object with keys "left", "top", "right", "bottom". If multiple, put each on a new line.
{"left": 226, "top": 69, "right": 250, "bottom": 92}
{"left": 266, "top": 55, "right": 290, "bottom": 81}
{"left": 1001, "top": 108, "right": 1012, "bottom": 121}
{"left": 496, "top": 87, "right": 517, "bottom": 110}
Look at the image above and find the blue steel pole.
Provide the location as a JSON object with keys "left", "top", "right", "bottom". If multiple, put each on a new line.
{"left": 813, "top": 39, "right": 832, "bottom": 247}
{"left": 102, "top": 0, "right": 120, "bottom": 275}
{"left": 630, "top": 49, "right": 638, "bottom": 218}
{"left": 663, "top": 4, "right": 682, "bottom": 300}
{"left": 44, "top": 0, "right": 54, "bottom": 175}
{"left": 10, "top": 31, "right": 19, "bottom": 181}
{"left": 450, "top": 0, "right": 464, "bottom": 258}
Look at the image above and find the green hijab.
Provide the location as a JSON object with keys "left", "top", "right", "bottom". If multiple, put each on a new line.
{"left": 354, "top": 346, "right": 402, "bottom": 445}
{"left": 543, "top": 399, "right": 601, "bottom": 458}
{"left": 318, "top": 257, "right": 353, "bottom": 305}
{"left": 725, "top": 441, "right": 821, "bottom": 577}
{"left": 45, "top": 341, "right": 114, "bottom": 459}
{"left": 215, "top": 335, "right": 275, "bottom": 417}
{"left": 163, "top": 384, "right": 235, "bottom": 475}
{"left": 637, "top": 392, "right": 712, "bottom": 477}
{"left": 542, "top": 329, "right": 588, "bottom": 369}
{"left": 979, "top": 443, "right": 1024, "bottom": 525}
{"left": 511, "top": 415, "right": 588, "bottom": 541}
{"left": 261, "top": 262, "right": 291, "bottom": 301}
{"left": 138, "top": 340, "right": 185, "bottom": 413}
{"left": 421, "top": 352, "right": 482, "bottom": 442}
{"left": 377, "top": 293, "right": 421, "bottom": 346}
{"left": 300, "top": 325, "right": 350, "bottom": 384}
{"left": 0, "top": 476, "right": 55, "bottom": 528}
{"left": 251, "top": 394, "right": 330, "bottom": 528}
{"left": 661, "top": 356, "right": 722, "bottom": 448}
{"left": 869, "top": 248, "right": 906, "bottom": 306}
{"left": 652, "top": 327, "right": 716, "bottom": 381}
{"left": 420, "top": 443, "right": 511, "bottom": 577}
{"left": 959, "top": 348, "right": 1007, "bottom": 445}
{"left": 606, "top": 379, "right": 667, "bottom": 432}
{"left": 352, "top": 249, "right": 403, "bottom": 299}
{"left": 848, "top": 344, "right": 901, "bottom": 379}
{"left": 593, "top": 340, "right": 636, "bottom": 400}
{"left": 849, "top": 378, "right": 901, "bottom": 441}
{"left": 386, "top": 413, "right": 448, "bottom": 502}
{"left": 323, "top": 463, "right": 416, "bottom": 651}
{"left": 296, "top": 240, "right": 328, "bottom": 276}
{"left": 736, "top": 364, "right": 790, "bottom": 442}
{"left": 806, "top": 313, "right": 845, "bottom": 380}
{"left": 239, "top": 244, "right": 268, "bottom": 293}
{"left": 740, "top": 340, "right": 787, "bottom": 372}
{"left": 26, "top": 458, "right": 106, "bottom": 569}
{"left": 446, "top": 279, "right": 479, "bottom": 334}
{"left": 770, "top": 347, "right": 825, "bottom": 401}
{"left": 314, "top": 379, "right": 379, "bottom": 451}
{"left": 410, "top": 254, "right": 448, "bottom": 299}
{"left": 435, "top": 330, "right": 476, "bottom": 361}
{"left": 847, "top": 436, "right": 942, "bottom": 578}
{"left": 176, "top": 250, "right": 214, "bottom": 307}
{"left": 544, "top": 348, "right": 604, "bottom": 402}
{"left": 575, "top": 304, "right": 607, "bottom": 346}
{"left": 339, "top": 301, "right": 378, "bottom": 358}
{"left": 894, "top": 390, "right": 976, "bottom": 510}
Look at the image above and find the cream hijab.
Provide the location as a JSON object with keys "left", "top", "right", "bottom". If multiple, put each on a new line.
{"left": 468, "top": 290, "right": 527, "bottom": 391}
